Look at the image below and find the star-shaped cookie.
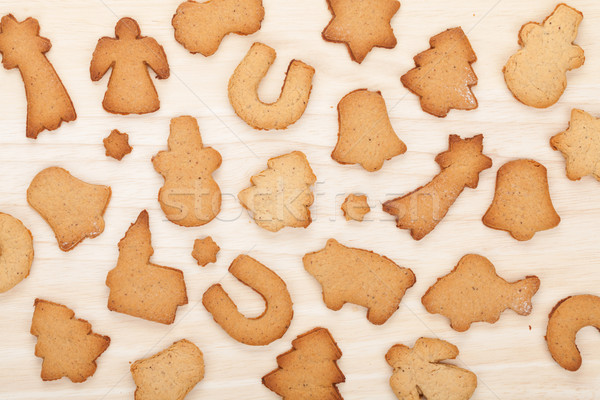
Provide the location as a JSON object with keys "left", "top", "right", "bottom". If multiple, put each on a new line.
{"left": 192, "top": 236, "right": 220, "bottom": 267}
{"left": 103, "top": 129, "right": 132, "bottom": 160}
{"left": 551, "top": 109, "right": 600, "bottom": 181}
{"left": 322, "top": 0, "right": 400, "bottom": 63}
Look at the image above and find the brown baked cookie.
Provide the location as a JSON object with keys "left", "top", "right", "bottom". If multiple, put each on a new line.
{"left": 401, "top": 27, "right": 478, "bottom": 118}
{"left": 30, "top": 299, "right": 110, "bottom": 383}
{"left": 90, "top": 17, "right": 169, "bottom": 114}
{"left": 383, "top": 135, "right": 491, "bottom": 240}
{"left": 504, "top": 4, "right": 584, "bottom": 108}
{"left": 303, "top": 239, "right": 415, "bottom": 325}
{"left": 322, "top": 0, "right": 400, "bottom": 63}
{"left": 0, "top": 213, "right": 34, "bottom": 293}
{"left": 106, "top": 211, "right": 188, "bottom": 324}
{"left": 228, "top": 42, "right": 315, "bottom": 130}
{"left": 152, "top": 116, "right": 222, "bottom": 227}
{"left": 103, "top": 129, "right": 132, "bottom": 160}
{"left": 173, "top": 0, "right": 264, "bottom": 56}
{"left": 331, "top": 89, "right": 406, "bottom": 172}
{"left": 341, "top": 194, "right": 370, "bottom": 222}
{"left": 422, "top": 254, "right": 540, "bottom": 332}
{"left": 386, "top": 337, "right": 477, "bottom": 400}
{"left": 192, "top": 236, "right": 219, "bottom": 266}
{"left": 131, "top": 339, "right": 204, "bottom": 400}
{"left": 483, "top": 159, "right": 560, "bottom": 241}
{"left": 263, "top": 327, "right": 345, "bottom": 399}
{"left": 238, "top": 151, "right": 316, "bottom": 232}
{"left": 0, "top": 15, "right": 76, "bottom": 139}
{"left": 203, "top": 255, "right": 293, "bottom": 345}
{"left": 27, "top": 167, "right": 111, "bottom": 251}
{"left": 551, "top": 109, "right": 600, "bottom": 181}
{"left": 546, "top": 294, "right": 600, "bottom": 371}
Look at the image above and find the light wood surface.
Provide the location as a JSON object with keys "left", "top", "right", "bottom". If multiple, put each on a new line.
{"left": 1, "top": 0, "right": 600, "bottom": 399}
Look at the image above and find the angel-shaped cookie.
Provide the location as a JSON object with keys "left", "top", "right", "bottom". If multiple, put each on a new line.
{"left": 90, "top": 17, "right": 169, "bottom": 114}
{"left": 0, "top": 15, "right": 76, "bottom": 138}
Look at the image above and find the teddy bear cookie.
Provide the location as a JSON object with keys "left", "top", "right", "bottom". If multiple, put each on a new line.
{"left": 503, "top": 4, "right": 584, "bottom": 108}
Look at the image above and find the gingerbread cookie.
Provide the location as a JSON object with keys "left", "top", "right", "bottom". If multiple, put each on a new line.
{"left": 192, "top": 236, "right": 219, "bottom": 266}
{"left": 131, "top": 339, "right": 204, "bottom": 400}
{"left": 106, "top": 211, "right": 188, "bottom": 324}
{"left": 483, "top": 159, "right": 560, "bottom": 241}
{"left": 27, "top": 167, "right": 111, "bottom": 251}
{"left": 401, "top": 27, "right": 478, "bottom": 117}
{"left": 0, "top": 213, "right": 34, "bottom": 293}
{"left": 383, "top": 135, "right": 491, "bottom": 240}
{"left": 331, "top": 89, "right": 406, "bottom": 171}
{"left": 263, "top": 327, "right": 345, "bottom": 399}
{"left": 322, "top": 0, "right": 399, "bottom": 63}
{"left": 91, "top": 17, "right": 170, "bottom": 114}
{"left": 303, "top": 239, "right": 415, "bottom": 325}
{"left": 228, "top": 42, "right": 315, "bottom": 130}
{"left": 546, "top": 294, "right": 600, "bottom": 371}
{"left": 30, "top": 299, "right": 110, "bottom": 383}
{"left": 152, "top": 116, "right": 222, "bottom": 227}
{"left": 0, "top": 15, "right": 76, "bottom": 139}
{"left": 504, "top": 4, "right": 584, "bottom": 108}
{"left": 341, "top": 194, "right": 370, "bottom": 222}
{"left": 173, "top": 0, "right": 264, "bottom": 56}
{"left": 551, "top": 109, "right": 600, "bottom": 181}
{"left": 386, "top": 337, "right": 477, "bottom": 400}
{"left": 422, "top": 254, "right": 540, "bottom": 332}
{"left": 103, "top": 129, "right": 132, "bottom": 160}
{"left": 203, "top": 255, "right": 293, "bottom": 345}
{"left": 238, "top": 151, "right": 316, "bottom": 232}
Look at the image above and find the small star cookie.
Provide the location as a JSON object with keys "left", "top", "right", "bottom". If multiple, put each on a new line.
{"left": 551, "top": 109, "right": 600, "bottom": 181}
{"left": 192, "top": 236, "right": 220, "bottom": 267}
{"left": 341, "top": 194, "right": 370, "bottom": 221}
{"left": 322, "top": 0, "right": 400, "bottom": 63}
{"left": 103, "top": 129, "right": 132, "bottom": 160}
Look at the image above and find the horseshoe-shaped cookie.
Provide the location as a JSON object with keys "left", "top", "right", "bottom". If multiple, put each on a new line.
{"left": 546, "top": 295, "right": 600, "bottom": 371}
{"left": 228, "top": 42, "right": 315, "bottom": 130}
{"left": 202, "top": 255, "right": 293, "bottom": 345}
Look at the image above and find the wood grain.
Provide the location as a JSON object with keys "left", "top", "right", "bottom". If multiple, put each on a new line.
{"left": 1, "top": 0, "right": 599, "bottom": 399}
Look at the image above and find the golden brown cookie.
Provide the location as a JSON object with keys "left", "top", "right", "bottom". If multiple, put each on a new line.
{"left": 131, "top": 339, "right": 204, "bottom": 400}
{"left": 504, "top": 4, "right": 584, "bottom": 108}
{"left": 30, "top": 299, "right": 110, "bottom": 383}
{"left": 551, "top": 109, "right": 600, "bottom": 181}
{"left": 383, "top": 135, "right": 491, "bottom": 240}
{"left": 192, "top": 236, "right": 219, "bottom": 266}
{"left": 263, "top": 327, "right": 345, "bottom": 399}
{"left": 331, "top": 89, "right": 406, "bottom": 172}
{"left": 152, "top": 116, "right": 222, "bottom": 227}
{"left": 202, "top": 255, "right": 293, "bottom": 345}
{"left": 386, "top": 337, "right": 477, "bottom": 400}
{"left": 228, "top": 42, "right": 315, "bottom": 130}
{"left": 103, "top": 129, "right": 132, "bottom": 160}
{"left": 106, "top": 211, "right": 188, "bottom": 324}
{"left": 238, "top": 151, "right": 316, "bottom": 232}
{"left": 322, "top": 0, "right": 399, "bottom": 63}
{"left": 341, "top": 194, "right": 370, "bottom": 222}
{"left": 173, "top": 0, "right": 264, "bottom": 56}
{"left": 422, "top": 254, "right": 540, "bottom": 332}
{"left": 401, "top": 27, "right": 478, "bottom": 118}
{"left": 303, "top": 239, "right": 415, "bottom": 325}
{"left": 0, "top": 213, "right": 34, "bottom": 293}
{"left": 483, "top": 159, "right": 560, "bottom": 241}
{"left": 0, "top": 15, "right": 76, "bottom": 139}
{"left": 27, "top": 167, "right": 111, "bottom": 251}
{"left": 546, "top": 294, "right": 600, "bottom": 371}
{"left": 90, "top": 17, "right": 169, "bottom": 114}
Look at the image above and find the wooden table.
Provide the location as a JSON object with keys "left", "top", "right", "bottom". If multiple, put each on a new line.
{"left": 1, "top": 0, "right": 599, "bottom": 398}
